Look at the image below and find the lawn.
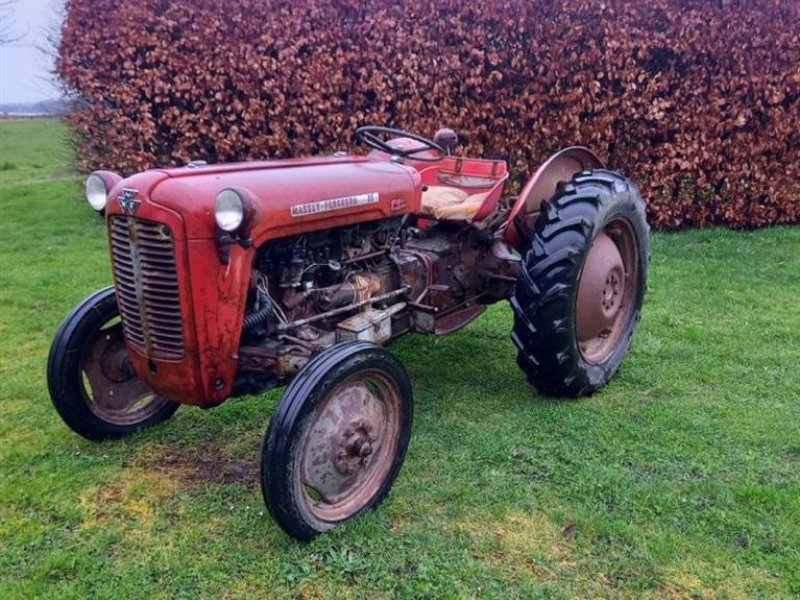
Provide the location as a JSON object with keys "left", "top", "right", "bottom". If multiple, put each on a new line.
{"left": 0, "top": 119, "right": 798, "bottom": 599}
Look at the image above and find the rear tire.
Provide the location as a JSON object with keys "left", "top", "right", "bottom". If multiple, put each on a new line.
{"left": 261, "top": 341, "right": 413, "bottom": 541}
{"left": 47, "top": 287, "right": 179, "bottom": 441}
{"left": 510, "top": 170, "right": 649, "bottom": 397}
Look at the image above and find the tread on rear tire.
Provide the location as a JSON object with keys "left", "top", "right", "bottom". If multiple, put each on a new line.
{"left": 510, "top": 169, "right": 649, "bottom": 397}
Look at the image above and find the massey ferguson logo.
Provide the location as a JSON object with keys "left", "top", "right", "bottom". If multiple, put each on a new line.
{"left": 118, "top": 189, "right": 140, "bottom": 214}
{"left": 291, "top": 192, "right": 379, "bottom": 217}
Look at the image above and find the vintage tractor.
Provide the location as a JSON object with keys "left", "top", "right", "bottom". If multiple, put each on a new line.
{"left": 48, "top": 126, "right": 648, "bottom": 540}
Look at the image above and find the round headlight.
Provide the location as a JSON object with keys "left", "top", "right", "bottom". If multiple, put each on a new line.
{"left": 215, "top": 189, "right": 244, "bottom": 232}
{"left": 85, "top": 173, "right": 108, "bottom": 211}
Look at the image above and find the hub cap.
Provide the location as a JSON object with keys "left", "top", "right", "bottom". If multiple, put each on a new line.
{"left": 576, "top": 219, "right": 639, "bottom": 364}
{"left": 80, "top": 322, "right": 169, "bottom": 425}
{"left": 299, "top": 370, "right": 402, "bottom": 522}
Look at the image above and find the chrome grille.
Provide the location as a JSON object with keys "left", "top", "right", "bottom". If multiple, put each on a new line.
{"left": 109, "top": 216, "right": 184, "bottom": 358}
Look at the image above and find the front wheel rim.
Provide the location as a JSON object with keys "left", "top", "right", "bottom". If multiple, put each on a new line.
{"left": 576, "top": 217, "right": 639, "bottom": 364}
{"left": 79, "top": 320, "right": 170, "bottom": 425}
{"left": 298, "top": 369, "right": 402, "bottom": 523}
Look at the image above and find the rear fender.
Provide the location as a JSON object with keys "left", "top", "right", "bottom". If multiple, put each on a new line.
{"left": 505, "top": 147, "right": 604, "bottom": 252}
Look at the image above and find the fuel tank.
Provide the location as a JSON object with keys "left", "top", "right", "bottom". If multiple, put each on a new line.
{"left": 110, "top": 155, "right": 422, "bottom": 243}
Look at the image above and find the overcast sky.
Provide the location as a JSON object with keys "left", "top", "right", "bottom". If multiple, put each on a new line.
{"left": 0, "top": 0, "right": 65, "bottom": 103}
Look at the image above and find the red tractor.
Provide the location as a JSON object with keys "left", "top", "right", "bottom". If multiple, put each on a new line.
{"left": 49, "top": 126, "right": 648, "bottom": 540}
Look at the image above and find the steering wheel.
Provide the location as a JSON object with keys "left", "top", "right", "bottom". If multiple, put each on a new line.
{"left": 355, "top": 126, "right": 445, "bottom": 162}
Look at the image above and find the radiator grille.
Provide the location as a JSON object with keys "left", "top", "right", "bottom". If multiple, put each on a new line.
{"left": 109, "top": 216, "right": 184, "bottom": 358}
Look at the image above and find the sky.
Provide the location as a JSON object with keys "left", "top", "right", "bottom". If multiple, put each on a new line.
{"left": 0, "top": 0, "right": 65, "bottom": 104}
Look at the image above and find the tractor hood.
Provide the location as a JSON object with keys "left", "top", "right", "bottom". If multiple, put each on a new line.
{"left": 105, "top": 155, "right": 421, "bottom": 243}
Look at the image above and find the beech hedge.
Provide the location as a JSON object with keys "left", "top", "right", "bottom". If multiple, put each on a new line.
{"left": 57, "top": 0, "right": 800, "bottom": 229}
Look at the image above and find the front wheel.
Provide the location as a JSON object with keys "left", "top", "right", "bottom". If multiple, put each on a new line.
{"left": 510, "top": 170, "right": 649, "bottom": 397}
{"left": 47, "top": 286, "right": 179, "bottom": 441}
{"left": 261, "top": 341, "right": 413, "bottom": 540}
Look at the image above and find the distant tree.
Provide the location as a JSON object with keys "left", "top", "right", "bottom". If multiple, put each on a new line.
{"left": 0, "top": 0, "right": 24, "bottom": 45}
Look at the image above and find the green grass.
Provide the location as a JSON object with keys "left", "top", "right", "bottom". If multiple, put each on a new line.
{"left": 0, "top": 119, "right": 76, "bottom": 185}
{"left": 1, "top": 119, "right": 799, "bottom": 599}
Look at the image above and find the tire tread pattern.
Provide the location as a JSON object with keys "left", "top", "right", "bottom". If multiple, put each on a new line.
{"left": 510, "top": 169, "right": 650, "bottom": 397}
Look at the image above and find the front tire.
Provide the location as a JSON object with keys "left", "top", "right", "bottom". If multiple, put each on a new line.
{"left": 261, "top": 341, "right": 413, "bottom": 541}
{"left": 47, "top": 286, "right": 179, "bottom": 441}
{"left": 510, "top": 170, "right": 649, "bottom": 397}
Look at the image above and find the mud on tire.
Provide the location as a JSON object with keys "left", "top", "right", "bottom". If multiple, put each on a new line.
{"left": 510, "top": 169, "right": 649, "bottom": 397}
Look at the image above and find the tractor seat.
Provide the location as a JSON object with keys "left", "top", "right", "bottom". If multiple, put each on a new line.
{"left": 420, "top": 186, "right": 491, "bottom": 221}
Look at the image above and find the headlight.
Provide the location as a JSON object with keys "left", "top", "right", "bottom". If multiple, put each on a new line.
{"left": 85, "top": 173, "right": 109, "bottom": 211}
{"left": 84, "top": 170, "right": 122, "bottom": 212}
{"left": 215, "top": 189, "right": 245, "bottom": 232}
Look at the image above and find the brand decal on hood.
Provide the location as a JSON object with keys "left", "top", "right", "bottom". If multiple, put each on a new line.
{"left": 291, "top": 192, "right": 379, "bottom": 217}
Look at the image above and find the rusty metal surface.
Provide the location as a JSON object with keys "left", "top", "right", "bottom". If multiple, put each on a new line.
{"left": 433, "top": 304, "right": 486, "bottom": 335}
{"left": 336, "top": 307, "right": 402, "bottom": 344}
{"left": 505, "top": 147, "right": 604, "bottom": 251}
{"left": 576, "top": 219, "right": 639, "bottom": 363}
{"left": 109, "top": 215, "right": 184, "bottom": 358}
{"left": 403, "top": 225, "right": 519, "bottom": 322}
{"left": 237, "top": 345, "right": 278, "bottom": 371}
{"left": 80, "top": 322, "right": 170, "bottom": 425}
{"left": 277, "top": 287, "right": 411, "bottom": 333}
{"left": 299, "top": 369, "right": 402, "bottom": 520}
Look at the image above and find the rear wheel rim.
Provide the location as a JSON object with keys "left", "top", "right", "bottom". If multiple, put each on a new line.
{"left": 576, "top": 217, "right": 639, "bottom": 364}
{"left": 299, "top": 369, "right": 402, "bottom": 522}
{"left": 79, "top": 320, "right": 170, "bottom": 425}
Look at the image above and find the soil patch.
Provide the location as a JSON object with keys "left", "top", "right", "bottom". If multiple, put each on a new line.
{"left": 130, "top": 439, "right": 260, "bottom": 488}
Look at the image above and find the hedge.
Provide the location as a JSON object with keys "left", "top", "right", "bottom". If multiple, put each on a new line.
{"left": 57, "top": 0, "right": 800, "bottom": 229}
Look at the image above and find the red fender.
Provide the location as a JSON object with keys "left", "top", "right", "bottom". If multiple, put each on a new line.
{"left": 505, "top": 147, "right": 604, "bottom": 252}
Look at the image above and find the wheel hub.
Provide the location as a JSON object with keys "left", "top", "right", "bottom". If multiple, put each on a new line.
{"left": 80, "top": 323, "right": 167, "bottom": 422}
{"left": 601, "top": 268, "right": 623, "bottom": 315}
{"left": 334, "top": 419, "right": 377, "bottom": 476}
{"left": 100, "top": 338, "right": 136, "bottom": 383}
{"left": 298, "top": 371, "right": 402, "bottom": 519}
{"left": 575, "top": 222, "right": 639, "bottom": 364}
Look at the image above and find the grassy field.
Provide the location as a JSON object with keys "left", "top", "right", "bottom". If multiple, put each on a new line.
{"left": 1, "top": 119, "right": 798, "bottom": 599}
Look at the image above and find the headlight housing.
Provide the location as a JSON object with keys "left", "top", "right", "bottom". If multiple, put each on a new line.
{"left": 85, "top": 170, "right": 122, "bottom": 212}
{"left": 85, "top": 173, "right": 109, "bottom": 211}
{"left": 215, "top": 189, "right": 245, "bottom": 232}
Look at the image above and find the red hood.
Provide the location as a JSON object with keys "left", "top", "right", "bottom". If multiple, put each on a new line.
{"left": 106, "top": 155, "right": 422, "bottom": 242}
